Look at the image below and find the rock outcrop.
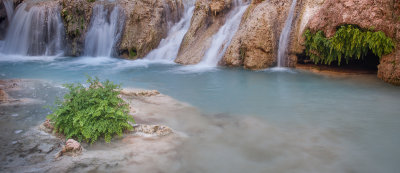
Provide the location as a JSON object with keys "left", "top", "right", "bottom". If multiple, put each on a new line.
{"left": 221, "top": 0, "right": 298, "bottom": 69}
{"left": 175, "top": 0, "right": 235, "bottom": 64}
{"left": 60, "top": 0, "right": 94, "bottom": 56}
{"left": 302, "top": 0, "right": 400, "bottom": 85}
{"left": 118, "top": 0, "right": 183, "bottom": 59}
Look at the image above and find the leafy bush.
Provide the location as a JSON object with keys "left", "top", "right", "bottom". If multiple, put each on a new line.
{"left": 47, "top": 77, "right": 134, "bottom": 144}
{"left": 304, "top": 25, "right": 395, "bottom": 65}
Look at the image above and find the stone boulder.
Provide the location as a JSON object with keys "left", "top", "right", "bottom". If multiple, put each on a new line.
{"left": 56, "top": 139, "right": 83, "bottom": 158}
{"left": 175, "top": 0, "right": 236, "bottom": 65}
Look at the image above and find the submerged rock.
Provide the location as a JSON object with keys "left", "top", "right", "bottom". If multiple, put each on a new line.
{"left": 0, "top": 88, "right": 9, "bottom": 102}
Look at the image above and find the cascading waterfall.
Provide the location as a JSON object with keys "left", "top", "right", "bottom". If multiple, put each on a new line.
{"left": 145, "top": 2, "right": 195, "bottom": 62}
{"left": 0, "top": 2, "right": 65, "bottom": 56}
{"left": 198, "top": 0, "right": 249, "bottom": 67}
{"left": 3, "top": 0, "right": 14, "bottom": 21}
{"left": 277, "top": 0, "right": 297, "bottom": 67}
{"left": 84, "top": 4, "right": 125, "bottom": 57}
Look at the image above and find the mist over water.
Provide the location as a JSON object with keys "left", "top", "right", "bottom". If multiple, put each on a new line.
{"left": 0, "top": 0, "right": 400, "bottom": 172}
{"left": 1, "top": 58, "right": 400, "bottom": 172}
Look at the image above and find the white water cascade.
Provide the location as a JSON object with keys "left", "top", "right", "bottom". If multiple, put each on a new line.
{"left": 84, "top": 4, "right": 125, "bottom": 57}
{"left": 3, "top": 0, "right": 14, "bottom": 21}
{"left": 145, "top": 3, "right": 195, "bottom": 62}
{"left": 197, "top": 0, "right": 249, "bottom": 67}
{"left": 0, "top": 2, "right": 65, "bottom": 56}
{"left": 277, "top": 0, "right": 297, "bottom": 67}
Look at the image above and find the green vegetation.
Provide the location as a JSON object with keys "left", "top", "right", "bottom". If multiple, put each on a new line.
{"left": 304, "top": 25, "right": 395, "bottom": 65}
{"left": 47, "top": 77, "right": 135, "bottom": 144}
{"left": 129, "top": 48, "right": 137, "bottom": 58}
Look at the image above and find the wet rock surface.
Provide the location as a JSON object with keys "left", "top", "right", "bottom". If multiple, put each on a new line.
{"left": 118, "top": 0, "right": 183, "bottom": 59}
{"left": 175, "top": 0, "right": 236, "bottom": 64}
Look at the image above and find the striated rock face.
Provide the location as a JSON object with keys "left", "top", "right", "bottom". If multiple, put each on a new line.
{"left": 118, "top": 0, "right": 183, "bottom": 59}
{"left": 303, "top": 0, "right": 400, "bottom": 84}
{"left": 221, "top": 0, "right": 294, "bottom": 69}
{"left": 175, "top": 0, "right": 235, "bottom": 64}
{"left": 60, "top": 0, "right": 94, "bottom": 56}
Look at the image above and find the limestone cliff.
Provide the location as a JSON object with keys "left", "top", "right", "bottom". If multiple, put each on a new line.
{"left": 61, "top": 0, "right": 93, "bottom": 56}
{"left": 175, "top": 0, "right": 235, "bottom": 65}
{"left": 118, "top": 0, "right": 183, "bottom": 59}
{"left": 60, "top": 0, "right": 183, "bottom": 57}
{"left": 302, "top": 0, "right": 400, "bottom": 85}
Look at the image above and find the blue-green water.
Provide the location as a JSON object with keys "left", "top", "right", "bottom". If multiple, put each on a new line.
{"left": 1, "top": 55, "right": 400, "bottom": 172}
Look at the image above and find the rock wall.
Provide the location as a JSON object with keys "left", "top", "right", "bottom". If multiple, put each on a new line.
{"left": 175, "top": 0, "right": 235, "bottom": 65}
{"left": 301, "top": 0, "right": 400, "bottom": 85}
{"left": 60, "top": 0, "right": 183, "bottom": 57}
{"left": 222, "top": 0, "right": 294, "bottom": 69}
{"left": 61, "top": 0, "right": 94, "bottom": 56}
{"left": 118, "top": 0, "right": 183, "bottom": 59}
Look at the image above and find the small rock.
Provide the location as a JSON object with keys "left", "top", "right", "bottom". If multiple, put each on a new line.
{"left": 56, "top": 139, "right": 83, "bottom": 158}
{"left": 133, "top": 124, "right": 173, "bottom": 136}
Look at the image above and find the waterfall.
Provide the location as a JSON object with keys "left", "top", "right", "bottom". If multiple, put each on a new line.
{"left": 0, "top": 2, "right": 65, "bottom": 56}
{"left": 277, "top": 0, "right": 297, "bottom": 67}
{"left": 198, "top": 0, "right": 249, "bottom": 67}
{"left": 145, "top": 3, "right": 195, "bottom": 62}
{"left": 3, "top": 0, "right": 13, "bottom": 21}
{"left": 84, "top": 4, "right": 125, "bottom": 57}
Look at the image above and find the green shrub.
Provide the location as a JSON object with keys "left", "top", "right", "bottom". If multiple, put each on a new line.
{"left": 304, "top": 25, "right": 395, "bottom": 65}
{"left": 47, "top": 77, "right": 135, "bottom": 144}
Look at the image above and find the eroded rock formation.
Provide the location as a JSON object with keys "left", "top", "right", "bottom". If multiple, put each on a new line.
{"left": 175, "top": 0, "right": 235, "bottom": 64}
{"left": 221, "top": 0, "right": 301, "bottom": 69}
{"left": 61, "top": 0, "right": 94, "bottom": 56}
{"left": 302, "top": 0, "right": 400, "bottom": 85}
{"left": 118, "top": 0, "right": 183, "bottom": 59}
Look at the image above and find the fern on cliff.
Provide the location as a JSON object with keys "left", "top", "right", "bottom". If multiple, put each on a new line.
{"left": 304, "top": 25, "right": 395, "bottom": 65}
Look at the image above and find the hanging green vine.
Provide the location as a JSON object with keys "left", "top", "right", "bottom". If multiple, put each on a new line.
{"left": 304, "top": 25, "right": 395, "bottom": 65}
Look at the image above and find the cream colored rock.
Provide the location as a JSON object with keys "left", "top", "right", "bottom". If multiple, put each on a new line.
{"left": 175, "top": 0, "right": 235, "bottom": 65}
{"left": 118, "top": 0, "right": 183, "bottom": 59}
{"left": 222, "top": 0, "right": 294, "bottom": 69}
{"left": 56, "top": 139, "right": 83, "bottom": 158}
{"left": 132, "top": 124, "right": 173, "bottom": 136}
